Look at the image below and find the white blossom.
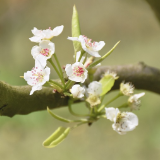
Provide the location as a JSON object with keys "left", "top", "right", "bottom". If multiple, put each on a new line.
{"left": 31, "top": 40, "right": 55, "bottom": 67}
{"left": 24, "top": 62, "right": 50, "bottom": 95}
{"left": 86, "top": 81, "right": 102, "bottom": 107}
{"left": 29, "top": 25, "right": 64, "bottom": 43}
{"left": 87, "top": 81, "right": 102, "bottom": 96}
{"left": 128, "top": 92, "right": 145, "bottom": 110}
{"left": 104, "top": 70, "right": 118, "bottom": 80}
{"left": 70, "top": 84, "right": 85, "bottom": 98}
{"left": 105, "top": 107, "right": 138, "bottom": 135}
{"left": 120, "top": 82, "right": 134, "bottom": 96}
{"left": 65, "top": 62, "right": 88, "bottom": 83}
{"left": 68, "top": 35, "right": 105, "bottom": 57}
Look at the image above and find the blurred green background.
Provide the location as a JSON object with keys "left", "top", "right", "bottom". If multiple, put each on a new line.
{"left": 0, "top": 0, "right": 160, "bottom": 159}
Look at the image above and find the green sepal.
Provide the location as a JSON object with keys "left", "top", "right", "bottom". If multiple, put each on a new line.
{"left": 99, "top": 75, "right": 116, "bottom": 96}
{"left": 43, "top": 127, "right": 70, "bottom": 148}
{"left": 63, "top": 92, "right": 73, "bottom": 97}
{"left": 47, "top": 107, "right": 72, "bottom": 123}
{"left": 72, "top": 5, "right": 82, "bottom": 54}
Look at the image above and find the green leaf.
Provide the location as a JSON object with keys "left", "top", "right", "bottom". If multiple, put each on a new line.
{"left": 72, "top": 5, "right": 82, "bottom": 53}
{"left": 43, "top": 127, "right": 70, "bottom": 148}
{"left": 100, "top": 75, "right": 115, "bottom": 96}
{"left": 47, "top": 107, "right": 72, "bottom": 123}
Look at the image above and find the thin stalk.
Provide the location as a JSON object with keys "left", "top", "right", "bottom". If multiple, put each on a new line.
{"left": 48, "top": 58, "right": 64, "bottom": 85}
{"left": 88, "top": 41, "right": 120, "bottom": 68}
{"left": 118, "top": 103, "right": 128, "bottom": 109}
{"left": 49, "top": 80, "right": 64, "bottom": 90}
{"left": 71, "top": 121, "right": 88, "bottom": 130}
{"left": 65, "top": 81, "right": 75, "bottom": 90}
{"left": 98, "top": 93, "right": 122, "bottom": 112}
{"left": 68, "top": 99, "right": 90, "bottom": 117}
{"left": 78, "top": 51, "right": 85, "bottom": 62}
{"left": 53, "top": 53, "right": 65, "bottom": 85}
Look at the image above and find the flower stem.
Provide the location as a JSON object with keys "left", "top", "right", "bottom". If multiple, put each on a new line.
{"left": 68, "top": 99, "right": 90, "bottom": 117}
{"left": 48, "top": 58, "right": 65, "bottom": 86}
{"left": 65, "top": 80, "right": 75, "bottom": 90}
{"left": 88, "top": 41, "right": 120, "bottom": 68}
{"left": 78, "top": 51, "right": 85, "bottom": 62}
{"left": 48, "top": 80, "right": 64, "bottom": 90}
{"left": 118, "top": 103, "right": 128, "bottom": 109}
{"left": 53, "top": 53, "right": 65, "bottom": 86}
{"left": 98, "top": 93, "right": 122, "bottom": 112}
{"left": 71, "top": 121, "right": 88, "bottom": 130}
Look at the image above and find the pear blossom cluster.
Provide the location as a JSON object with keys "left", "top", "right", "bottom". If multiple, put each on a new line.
{"left": 24, "top": 25, "right": 64, "bottom": 95}
{"left": 22, "top": 10, "right": 146, "bottom": 148}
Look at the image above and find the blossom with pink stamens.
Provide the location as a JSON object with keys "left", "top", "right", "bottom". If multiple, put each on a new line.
{"left": 24, "top": 63, "right": 50, "bottom": 95}
{"left": 65, "top": 62, "right": 88, "bottom": 83}
{"left": 29, "top": 25, "right": 64, "bottom": 43}
{"left": 68, "top": 35, "right": 105, "bottom": 57}
{"left": 31, "top": 40, "right": 55, "bottom": 67}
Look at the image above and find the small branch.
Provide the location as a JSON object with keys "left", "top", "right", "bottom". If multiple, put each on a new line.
{"left": 0, "top": 62, "right": 160, "bottom": 117}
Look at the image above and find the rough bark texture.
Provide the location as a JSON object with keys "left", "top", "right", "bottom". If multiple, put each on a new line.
{"left": 0, "top": 62, "right": 160, "bottom": 117}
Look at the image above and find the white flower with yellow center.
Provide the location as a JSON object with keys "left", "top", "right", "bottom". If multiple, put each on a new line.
{"left": 65, "top": 62, "right": 88, "bottom": 83}
{"left": 70, "top": 84, "right": 85, "bottom": 98}
{"left": 120, "top": 82, "right": 134, "bottom": 96}
{"left": 24, "top": 63, "right": 50, "bottom": 95}
{"left": 105, "top": 107, "right": 138, "bottom": 135}
{"left": 29, "top": 25, "right": 64, "bottom": 43}
{"left": 86, "top": 81, "right": 102, "bottom": 107}
{"left": 31, "top": 40, "right": 55, "bottom": 67}
{"left": 87, "top": 81, "right": 102, "bottom": 96}
{"left": 128, "top": 92, "right": 145, "bottom": 110}
{"left": 68, "top": 35, "right": 105, "bottom": 57}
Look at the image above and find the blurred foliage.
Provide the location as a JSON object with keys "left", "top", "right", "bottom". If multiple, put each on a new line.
{"left": 0, "top": 0, "right": 160, "bottom": 160}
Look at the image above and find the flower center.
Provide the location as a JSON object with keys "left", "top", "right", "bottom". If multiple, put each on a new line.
{"left": 83, "top": 35, "right": 97, "bottom": 49}
{"left": 30, "top": 67, "right": 44, "bottom": 85}
{"left": 73, "top": 66, "right": 84, "bottom": 77}
{"left": 40, "top": 48, "right": 50, "bottom": 56}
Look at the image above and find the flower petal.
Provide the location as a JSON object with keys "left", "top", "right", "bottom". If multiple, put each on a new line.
{"left": 52, "top": 25, "right": 64, "bottom": 36}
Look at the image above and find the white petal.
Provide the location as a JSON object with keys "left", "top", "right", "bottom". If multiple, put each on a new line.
{"left": 52, "top": 25, "right": 64, "bottom": 36}
{"left": 70, "top": 84, "right": 85, "bottom": 98}
{"left": 87, "top": 81, "right": 102, "bottom": 96}
{"left": 31, "top": 45, "right": 41, "bottom": 59}
{"left": 134, "top": 92, "right": 145, "bottom": 99}
{"left": 67, "top": 37, "right": 79, "bottom": 41}
{"left": 24, "top": 71, "right": 33, "bottom": 86}
{"left": 65, "top": 64, "right": 72, "bottom": 76}
{"left": 30, "top": 85, "right": 42, "bottom": 95}
{"left": 29, "top": 36, "right": 42, "bottom": 43}
{"left": 85, "top": 49, "right": 101, "bottom": 57}
{"left": 105, "top": 107, "right": 119, "bottom": 122}
{"left": 44, "top": 67, "right": 50, "bottom": 81}
{"left": 94, "top": 41, "right": 105, "bottom": 51}
{"left": 35, "top": 55, "right": 47, "bottom": 68}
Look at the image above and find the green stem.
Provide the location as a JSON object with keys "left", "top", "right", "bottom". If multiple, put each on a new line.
{"left": 82, "top": 53, "right": 87, "bottom": 65}
{"left": 78, "top": 51, "right": 85, "bottom": 62}
{"left": 48, "top": 58, "right": 64, "bottom": 85}
{"left": 65, "top": 80, "right": 75, "bottom": 90}
{"left": 88, "top": 41, "right": 120, "bottom": 68}
{"left": 71, "top": 121, "right": 88, "bottom": 130}
{"left": 68, "top": 99, "right": 90, "bottom": 117}
{"left": 48, "top": 80, "right": 64, "bottom": 90}
{"left": 53, "top": 53, "right": 65, "bottom": 86}
{"left": 118, "top": 103, "right": 128, "bottom": 109}
{"left": 98, "top": 93, "right": 122, "bottom": 112}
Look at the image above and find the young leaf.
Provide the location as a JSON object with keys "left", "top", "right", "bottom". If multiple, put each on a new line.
{"left": 43, "top": 127, "right": 70, "bottom": 148}
{"left": 47, "top": 107, "right": 72, "bottom": 123}
{"left": 72, "top": 5, "right": 82, "bottom": 53}
{"left": 100, "top": 75, "right": 116, "bottom": 96}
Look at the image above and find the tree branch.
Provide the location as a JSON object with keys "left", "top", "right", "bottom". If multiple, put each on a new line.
{"left": 0, "top": 62, "right": 160, "bottom": 117}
